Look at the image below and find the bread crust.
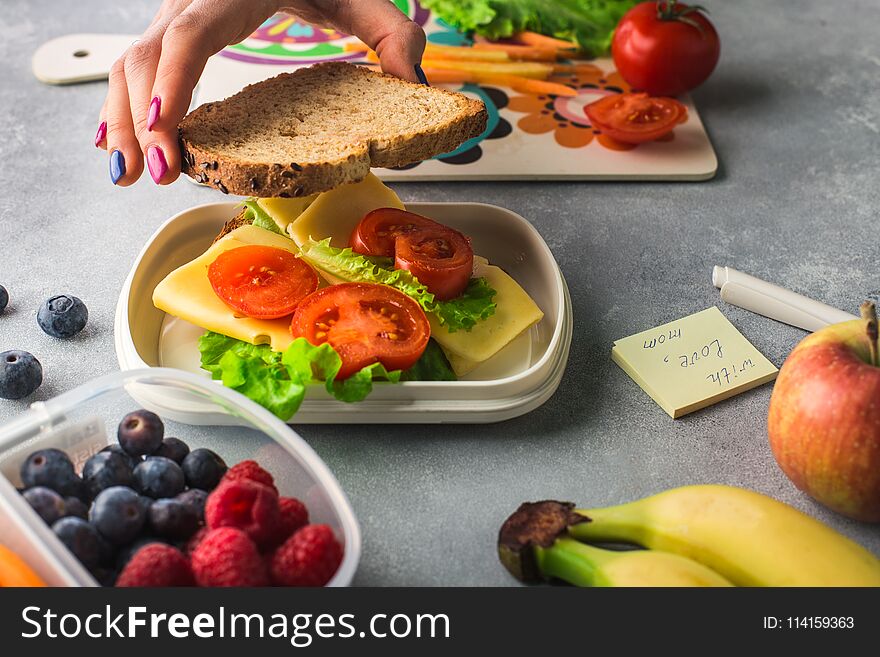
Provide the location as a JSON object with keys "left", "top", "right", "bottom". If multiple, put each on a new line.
{"left": 179, "top": 63, "right": 488, "bottom": 198}
{"left": 212, "top": 208, "right": 253, "bottom": 243}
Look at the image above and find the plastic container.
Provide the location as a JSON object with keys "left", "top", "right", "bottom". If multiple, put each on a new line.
{"left": 115, "top": 201, "right": 572, "bottom": 423}
{"left": 0, "top": 368, "right": 360, "bottom": 587}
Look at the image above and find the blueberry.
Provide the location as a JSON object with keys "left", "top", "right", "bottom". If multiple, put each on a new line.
{"left": 181, "top": 448, "right": 227, "bottom": 491}
{"left": 148, "top": 499, "right": 199, "bottom": 540}
{"left": 63, "top": 496, "right": 89, "bottom": 520}
{"left": 37, "top": 294, "right": 88, "bottom": 339}
{"left": 52, "top": 517, "right": 103, "bottom": 569}
{"left": 132, "top": 457, "right": 185, "bottom": 499}
{"left": 153, "top": 437, "right": 189, "bottom": 464}
{"left": 90, "top": 486, "right": 146, "bottom": 545}
{"left": 20, "top": 448, "right": 84, "bottom": 499}
{"left": 117, "top": 409, "right": 164, "bottom": 457}
{"left": 22, "top": 486, "right": 66, "bottom": 525}
{"left": 100, "top": 444, "right": 140, "bottom": 470}
{"left": 0, "top": 350, "right": 43, "bottom": 400}
{"left": 0, "top": 285, "right": 8, "bottom": 312}
{"left": 82, "top": 451, "right": 134, "bottom": 499}
{"left": 175, "top": 488, "right": 208, "bottom": 522}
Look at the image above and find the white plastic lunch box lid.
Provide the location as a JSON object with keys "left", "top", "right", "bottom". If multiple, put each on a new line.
{"left": 115, "top": 201, "right": 573, "bottom": 424}
{"left": 0, "top": 368, "right": 361, "bottom": 587}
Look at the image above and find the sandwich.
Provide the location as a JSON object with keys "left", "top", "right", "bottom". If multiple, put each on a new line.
{"left": 154, "top": 62, "right": 544, "bottom": 419}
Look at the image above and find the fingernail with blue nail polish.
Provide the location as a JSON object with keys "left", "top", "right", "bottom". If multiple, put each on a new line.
{"left": 110, "top": 149, "right": 126, "bottom": 184}
{"left": 414, "top": 64, "right": 429, "bottom": 86}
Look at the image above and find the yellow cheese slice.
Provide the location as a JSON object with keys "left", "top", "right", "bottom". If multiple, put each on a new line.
{"left": 445, "top": 351, "right": 481, "bottom": 377}
{"left": 287, "top": 172, "right": 405, "bottom": 248}
{"left": 429, "top": 261, "right": 543, "bottom": 367}
{"left": 257, "top": 195, "right": 317, "bottom": 233}
{"left": 152, "top": 226, "right": 300, "bottom": 352}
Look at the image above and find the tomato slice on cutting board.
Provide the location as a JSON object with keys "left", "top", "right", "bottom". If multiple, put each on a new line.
{"left": 395, "top": 227, "right": 473, "bottom": 301}
{"left": 585, "top": 93, "right": 688, "bottom": 144}
{"left": 290, "top": 282, "right": 430, "bottom": 379}
{"left": 350, "top": 208, "right": 443, "bottom": 257}
{"left": 208, "top": 245, "right": 318, "bottom": 319}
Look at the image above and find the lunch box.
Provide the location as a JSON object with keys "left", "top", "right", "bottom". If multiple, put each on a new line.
{"left": 115, "top": 200, "right": 572, "bottom": 424}
{"left": 0, "top": 368, "right": 360, "bottom": 586}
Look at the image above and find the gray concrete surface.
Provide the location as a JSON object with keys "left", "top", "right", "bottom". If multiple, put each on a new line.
{"left": 1, "top": 1, "right": 878, "bottom": 585}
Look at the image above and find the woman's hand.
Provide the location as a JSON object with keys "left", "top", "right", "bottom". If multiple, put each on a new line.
{"left": 96, "top": 0, "right": 427, "bottom": 186}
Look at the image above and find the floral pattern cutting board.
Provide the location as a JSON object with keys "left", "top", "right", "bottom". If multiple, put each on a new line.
{"left": 194, "top": 1, "right": 717, "bottom": 181}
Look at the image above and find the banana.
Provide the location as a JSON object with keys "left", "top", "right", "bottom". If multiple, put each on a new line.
{"left": 498, "top": 500, "right": 731, "bottom": 587}
{"left": 538, "top": 538, "right": 733, "bottom": 587}
{"left": 569, "top": 485, "right": 880, "bottom": 587}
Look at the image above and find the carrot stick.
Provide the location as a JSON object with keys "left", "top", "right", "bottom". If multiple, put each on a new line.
{"left": 552, "top": 63, "right": 605, "bottom": 74}
{"left": 471, "top": 43, "right": 559, "bottom": 61}
{"left": 424, "top": 44, "right": 510, "bottom": 62}
{"left": 514, "top": 31, "right": 579, "bottom": 52}
{"left": 420, "top": 68, "right": 577, "bottom": 97}
{"left": 351, "top": 41, "right": 510, "bottom": 62}
{"left": 357, "top": 63, "right": 577, "bottom": 96}
{"left": 420, "top": 58, "right": 553, "bottom": 79}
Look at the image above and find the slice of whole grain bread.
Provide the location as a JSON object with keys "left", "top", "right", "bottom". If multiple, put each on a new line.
{"left": 212, "top": 208, "right": 252, "bottom": 243}
{"left": 179, "top": 62, "right": 487, "bottom": 197}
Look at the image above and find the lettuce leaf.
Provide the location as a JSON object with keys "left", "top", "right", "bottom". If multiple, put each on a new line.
{"left": 401, "top": 340, "right": 457, "bottom": 381}
{"left": 217, "top": 349, "right": 306, "bottom": 419}
{"left": 198, "top": 331, "right": 281, "bottom": 374}
{"left": 298, "top": 238, "right": 496, "bottom": 332}
{"left": 419, "top": 0, "right": 638, "bottom": 56}
{"left": 241, "top": 199, "right": 285, "bottom": 236}
{"left": 298, "top": 237, "right": 429, "bottom": 302}
{"left": 434, "top": 276, "right": 497, "bottom": 332}
{"left": 198, "top": 332, "right": 403, "bottom": 417}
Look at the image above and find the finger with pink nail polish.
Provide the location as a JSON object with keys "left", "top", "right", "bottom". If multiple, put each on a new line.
{"left": 147, "top": 96, "right": 161, "bottom": 132}
{"left": 147, "top": 145, "right": 168, "bottom": 183}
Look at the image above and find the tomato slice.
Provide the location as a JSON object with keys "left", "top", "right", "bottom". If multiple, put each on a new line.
{"left": 208, "top": 245, "right": 318, "bottom": 319}
{"left": 585, "top": 93, "right": 688, "bottom": 144}
{"left": 394, "top": 227, "right": 473, "bottom": 301}
{"left": 350, "top": 208, "right": 443, "bottom": 257}
{"left": 290, "top": 282, "right": 430, "bottom": 379}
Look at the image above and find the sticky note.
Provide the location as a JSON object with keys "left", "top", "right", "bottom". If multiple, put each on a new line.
{"left": 611, "top": 307, "right": 778, "bottom": 418}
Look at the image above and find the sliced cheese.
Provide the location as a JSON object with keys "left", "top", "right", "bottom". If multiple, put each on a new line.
{"left": 430, "top": 260, "right": 543, "bottom": 368}
{"left": 445, "top": 329, "right": 533, "bottom": 377}
{"left": 152, "top": 226, "right": 299, "bottom": 352}
{"left": 287, "top": 172, "right": 405, "bottom": 248}
{"left": 257, "top": 195, "right": 317, "bottom": 233}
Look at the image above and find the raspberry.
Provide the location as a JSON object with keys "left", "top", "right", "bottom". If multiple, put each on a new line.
{"left": 184, "top": 526, "right": 210, "bottom": 556}
{"left": 115, "top": 544, "right": 194, "bottom": 587}
{"left": 222, "top": 460, "right": 278, "bottom": 495}
{"left": 205, "top": 479, "right": 280, "bottom": 547}
{"left": 192, "top": 527, "right": 269, "bottom": 587}
{"left": 270, "top": 524, "right": 343, "bottom": 587}
{"left": 272, "top": 497, "right": 309, "bottom": 545}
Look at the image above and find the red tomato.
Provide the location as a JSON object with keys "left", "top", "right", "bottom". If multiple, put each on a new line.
{"left": 585, "top": 93, "right": 688, "bottom": 144}
{"left": 290, "top": 282, "right": 430, "bottom": 379}
{"left": 350, "top": 208, "right": 443, "bottom": 257}
{"left": 612, "top": 1, "right": 720, "bottom": 96}
{"left": 208, "top": 245, "right": 318, "bottom": 319}
{"left": 394, "top": 227, "right": 473, "bottom": 301}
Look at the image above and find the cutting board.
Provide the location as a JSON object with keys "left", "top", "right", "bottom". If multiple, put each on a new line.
{"left": 33, "top": 0, "right": 716, "bottom": 181}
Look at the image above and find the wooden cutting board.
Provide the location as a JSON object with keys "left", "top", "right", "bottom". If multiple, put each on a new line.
{"left": 33, "top": 0, "right": 717, "bottom": 181}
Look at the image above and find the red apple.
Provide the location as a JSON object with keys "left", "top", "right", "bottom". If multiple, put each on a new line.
{"left": 768, "top": 303, "right": 880, "bottom": 522}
